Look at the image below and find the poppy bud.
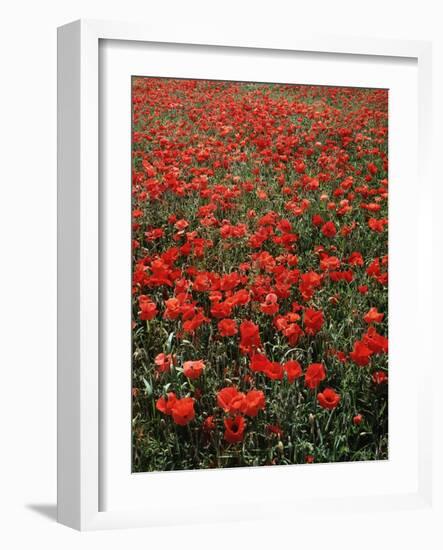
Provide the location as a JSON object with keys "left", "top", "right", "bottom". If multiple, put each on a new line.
{"left": 309, "top": 413, "right": 316, "bottom": 426}
{"left": 277, "top": 441, "right": 284, "bottom": 454}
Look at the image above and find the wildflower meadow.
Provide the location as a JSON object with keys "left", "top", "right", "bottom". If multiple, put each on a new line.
{"left": 131, "top": 77, "right": 388, "bottom": 472}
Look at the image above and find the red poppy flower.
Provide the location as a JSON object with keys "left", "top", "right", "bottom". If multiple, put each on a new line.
{"left": 372, "top": 370, "right": 388, "bottom": 385}
{"left": 366, "top": 258, "right": 381, "bottom": 277}
{"left": 230, "top": 289, "right": 250, "bottom": 306}
{"left": 174, "top": 219, "right": 189, "bottom": 231}
{"left": 218, "top": 318, "right": 238, "bottom": 337}
{"left": 330, "top": 349, "right": 347, "bottom": 363}
{"left": 193, "top": 273, "right": 213, "bottom": 292}
{"left": 303, "top": 308, "right": 324, "bottom": 335}
{"left": 329, "top": 270, "right": 354, "bottom": 283}
{"left": 321, "top": 221, "right": 337, "bottom": 237}
{"left": 243, "top": 390, "right": 266, "bottom": 417}
{"left": 138, "top": 295, "right": 158, "bottom": 321}
{"left": 266, "top": 424, "right": 284, "bottom": 437}
{"left": 217, "top": 387, "right": 246, "bottom": 414}
{"left": 320, "top": 255, "right": 340, "bottom": 271}
{"left": 163, "top": 297, "right": 181, "bottom": 320}
{"left": 260, "top": 292, "right": 279, "bottom": 315}
{"left": 249, "top": 353, "right": 270, "bottom": 373}
{"left": 183, "top": 360, "right": 205, "bottom": 379}
{"left": 300, "top": 271, "right": 322, "bottom": 288}
{"left": 284, "top": 360, "right": 303, "bottom": 382}
{"left": 154, "top": 352, "right": 175, "bottom": 373}
{"left": 294, "top": 159, "right": 306, "bottom": 174}
{"left": 182, "top": 311, "right": 209, "bottom": 334}
{"left": 145, "top": 228, "right": 164, "bottom": 241}
{"left": 299, "top": 271, "right": 322, "bottom": 301}
{"left": 317, "top": 388, "right": 341, "bottom": 410}
{"left": 156, "top": 392, "right": 177, "bottom": 415}
{"left": 363, "top": 307, "right": 384, "bottom": 324}
{"left": 148, "top": 259, "right": 174, "bottom": 287}
{"left": 305, "top": 363, "right": 326, "bottom": 389}
{"left": 239, "top": 320, "right": 262, "bottom": 355}
{"left": 349, "top": 340, "right": 373, "bottom": 366}
{"left": 282, "top": 320, "right": 304, "bottom": 346}
{"left": 367, "top": 161, "right": 378, "bottom": 175}
{"left": 263, "top": 361, "right": 284, "bottom": 381}
{"left": 312, "top": 214, "right": 324, "bottom": 227}
{"left": 211, "top": 300, "right": 233, "bottom": 319}
{"left": 171, "top": 397, "right": 195, "bottom": 426}
{"left": 348, "top": 251, "right": 364, "bottom": 266}
{"left": 223, "top": 416, "right": 246, "bottom": 443}
{"left": 368, "top": 218, "right": 387, "bottom": 233}
{"left": 363, "top": 327, "right": 388, "bottom": 354}
{"left": 141, "top": 159, "right": 156, "bottom": 176}
{"left": 203, "top": 415, "right": 215, "bottom": 432}
{"left": 353, "top": 414, "right": 363, "bottom": 425}
{"left": 220, "top": 272, "right": 242, "bottom": 291}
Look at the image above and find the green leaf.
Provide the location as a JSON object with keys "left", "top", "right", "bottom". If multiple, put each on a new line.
{"left": 165, "top": 331, "right": 175, "bottom": 353}
{"left": 142, "top": 377, "right": 153, "bottom": 397}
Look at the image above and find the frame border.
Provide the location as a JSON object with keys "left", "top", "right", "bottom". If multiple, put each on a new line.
{"left": 57, "top": 19, "right": 432, "bottom": 530}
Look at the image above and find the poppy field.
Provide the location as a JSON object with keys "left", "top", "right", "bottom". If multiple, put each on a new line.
{"left": 131, "top": 77, "right": 388, "bottom": 472}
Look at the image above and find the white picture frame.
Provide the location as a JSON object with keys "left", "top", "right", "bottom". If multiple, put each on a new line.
{"left": 57, "top": 19, "right": 433, "bottom": 531}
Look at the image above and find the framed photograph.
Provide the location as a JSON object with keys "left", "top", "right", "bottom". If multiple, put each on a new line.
{"left": 57, "top": 19, "right": 433, "bottom": 530}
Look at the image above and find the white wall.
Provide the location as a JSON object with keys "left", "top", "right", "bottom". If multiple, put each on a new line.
{"left": 0, "top": 1, "right": 441, "bottom": 548}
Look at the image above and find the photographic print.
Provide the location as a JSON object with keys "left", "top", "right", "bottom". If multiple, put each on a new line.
{"left": 131, "top": 77, "right": 388, "bottom": 472}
